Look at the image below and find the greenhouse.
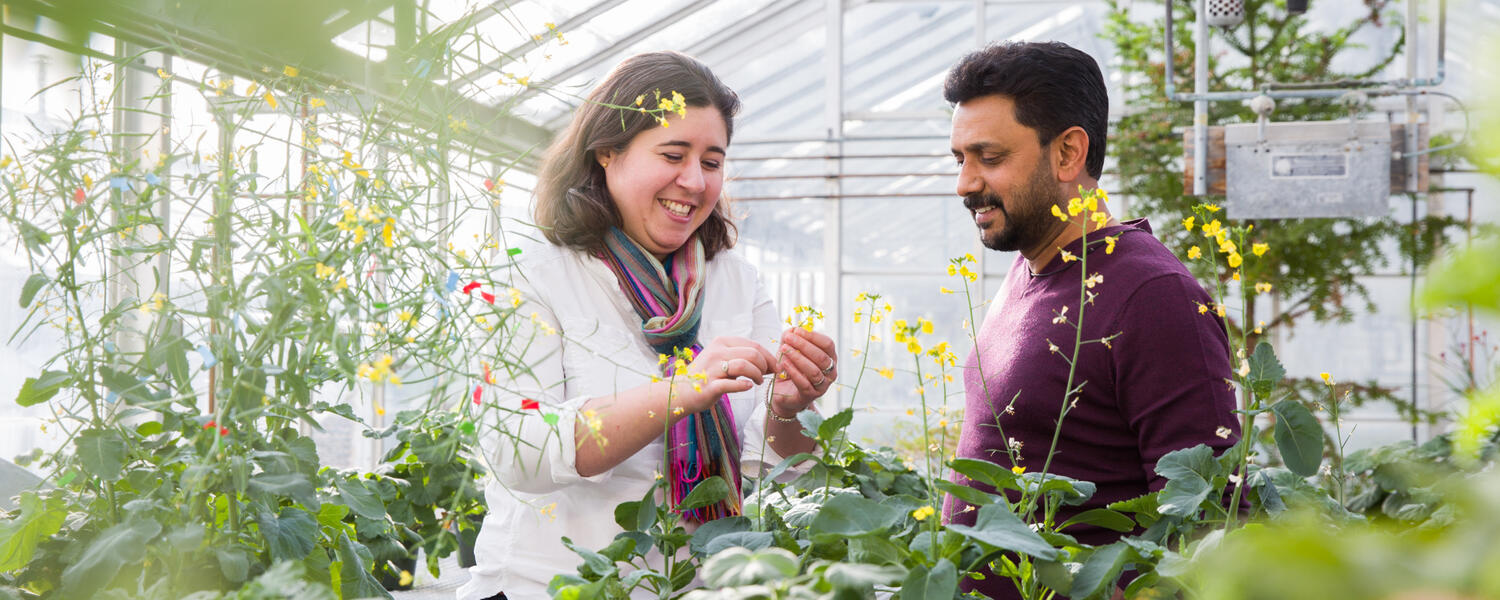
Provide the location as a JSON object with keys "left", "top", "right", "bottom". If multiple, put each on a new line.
{"left": 2, "top": 0, "right": 1499, "bottom": 598}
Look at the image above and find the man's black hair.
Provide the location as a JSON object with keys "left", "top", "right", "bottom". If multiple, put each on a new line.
{"left": 943, "top": 41, "right": 1109, "bottom": 179}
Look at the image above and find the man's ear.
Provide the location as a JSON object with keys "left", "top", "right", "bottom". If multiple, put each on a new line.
{"left": 1052, "top": 126, "right": 1090, "bottom": 182}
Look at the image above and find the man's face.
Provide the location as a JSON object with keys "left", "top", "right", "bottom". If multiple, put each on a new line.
{"left": 950, "top": 94, "right": 1065, "bottom": 254}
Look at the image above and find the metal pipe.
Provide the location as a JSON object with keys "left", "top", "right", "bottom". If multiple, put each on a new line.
{"left": 1192, "top": 0, "right": 1208, "bottom": 196}
{"left": 1165, "top": 0, "right": 1447, "bottom": 104}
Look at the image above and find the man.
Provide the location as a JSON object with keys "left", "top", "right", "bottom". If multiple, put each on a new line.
{"left": 940, "top": 41, "right": 1240, "bottom": 598}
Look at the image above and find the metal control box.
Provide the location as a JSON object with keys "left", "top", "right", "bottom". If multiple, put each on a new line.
{"left": 1224, "top": 119, "right": 1392, "bottom": 219}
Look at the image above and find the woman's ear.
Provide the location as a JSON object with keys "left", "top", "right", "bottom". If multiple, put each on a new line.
{"left": 1052, "top": 126, "right": 1090, "bottom": 181}
{"left": 596, "top": 148, "right": 616, "bottom": 169}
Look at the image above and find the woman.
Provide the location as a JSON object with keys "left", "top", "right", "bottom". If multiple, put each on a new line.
{"left": 458, "top": 51, "right": 839, "bottom": 600}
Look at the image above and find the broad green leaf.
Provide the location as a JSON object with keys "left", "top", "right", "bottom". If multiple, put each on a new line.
{"left": 701, "top": 547, "right": 798, "bottom": 587}
{"left": 899, "top": 558, "right": 957, "bottom": 600}
{"left": 249, "top": 472, "right": 318, "bottom": 507}
{"left": 824, "top": 562, "right": 906, "bottom": 590}
{"left": 1157, "top": 475, "right": 1211, "bottom": 517}
{"left": 216, "top": 547, "right": 250, "bottom": 582}
{"left": 689, "top": 516, "right": 750, "bottom": 555}
{"left": 0, "top": 492, "right": 66, "bottom": 571}
{"left": 1070, "top": 542, "right": 1133, "bottom": 599}
{"left": 1247, "top": 342, "right": 1286, "bottom": 398}
{"left": 949, "top": 458, "right": 1021, "bottom": 492}
{"left": 560, "top": 537, "right": 616, "bottom": 580}
{"left": 762, "top": 452, "right": 818, "bottom": 483}
{"left": 817, "top": 408, "right": 854, "bottom": 441}
{"left": 1271, "top": 400, "right": 1324, "bottom": 477}
{"left": 334, "top": 476, "right": 385, "bottom": 520}
{"left": 1057, "top": 508, "right": 1136, "bottom": 533}
{"left": 1154, "top": 444, "right": 1219, "bottom": 482}
{"left": 59, "top": 515, "right": 162, "bottom": 597}
{"left": 75, "top": 428, "right": 127, "bottom": 482}
{"left": 597, "top": 536, "right": 637, "bottom": 562}
{"left": 702, "top": 531, "right": 774, "bottom": 555}
{"left": 19, "top": 273, "right": 47, "bottom": 308}
{"left": 945, "top": 503, "right": 1060, "bottom": 560}
{"left": 1420, "top": 236, "right": 1500, "bottom": 316}
{"left": 335, "top": 532, "right": 391, "bottom": 600}
{"left": 315, "top": 502, "right": 350, "bottom": 529}
{"left": 1035, "top": 559, "right": 1074, "bottom": 596}
{"left": 809, "top": 495, "right": 902, "bottom": 537}
{"left": 258, "top": 508, "right": 318, "bottom": 562}
{"left": 678, "top": 476, "right": 730, "bottom": 511}
{"left": 16, "top": 370, "right": 69, "bottom": 407}
{"left": 134, "top": 421, "right": 162, "bottom": 437}
{"left": 934, "top": 479, "right": 1002, "bottom": 508}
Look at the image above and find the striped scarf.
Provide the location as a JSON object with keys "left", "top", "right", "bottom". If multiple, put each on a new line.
{"left": 598, "top": 227, "right": 742, "bottom": 523}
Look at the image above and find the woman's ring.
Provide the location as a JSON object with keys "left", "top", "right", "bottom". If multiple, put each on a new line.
{"left": 720, "top": 360, "right": 730, "bottom": 376}
{"left": 821, "top": 359, "right": 835, "bottom": 374}
{"left": 812, "top": 375, "right": 827, "bottom": 387}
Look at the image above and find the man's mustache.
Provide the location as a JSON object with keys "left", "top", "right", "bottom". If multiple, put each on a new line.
{"left": 963, "top": 193, "right": 1003, "bottom": 212}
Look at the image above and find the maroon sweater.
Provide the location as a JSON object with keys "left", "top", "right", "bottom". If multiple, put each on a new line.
{"left": 942, "top": 219, "right": 1240, "bottom": 598}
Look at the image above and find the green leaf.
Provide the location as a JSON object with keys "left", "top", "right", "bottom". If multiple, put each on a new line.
{"left": 59, "top": 514, "right": 162, "bottom": 597}
{"left": 934, "top": 479, "right": 1002, "bottom": 507}
{"left": 702, "top": 532, "right": 775, "bottom": 555}
{"left": 1057, "top": 508, "right": 1136, "bottom": 533}
{"left": 1420, "top": 236, "right": 1500, "bottom": 316}
{"left": 1271, "top": 400, "right": 1324, "bottom": 477}
{"left": 946, "top": 503, "right": 1061, "bottom": 560}
{"left": 19, "top": 273, "right": 47, "bottom": 308}
{"left": 16, "top": 370, "right": 70, "bottom": 407}
{"left": 762, "top": 452, "right": 818, "bottom": 483}
{"left": 1157, "top": 475, "right": 1212, "bottom": 517}
{"left": 17, "top": 221, "right": 51, "bottom": 253}
{"left": 689, "top": 516, "right": 750, "bottom": 555}
{"left": 949, "top": 457, "right": 1021, "bottom": 492}
{"left": 825, "top": 562, "right": 906, "bottom": 591}
{"left": 134, "top": 421, "right": 163, "bottom": 437}
{"left": 75, "top": 428, "right": 127, "bottom": 482}
{"left": 899, "top": 558, "right": 957, "bottom": 600}
{"left": 258, "top": 508, "right": 319, "bottom": 562}
{"left": 700, "top": 547, "right": 798, "bottom": 587}
{"left": 678, "top": 476, "right": 730, "bottom": 511}
{"left": 334, "top": 476, "right": 385, "bottom": 520}
{"left": 1070, "top": 542, "right": 1133, "bottom": 599}
{"left": 1154, "top": 444, "right": 1220, "bottom": 482}
{"left": 216, "top": 547, "right": 250, "bottom": 582}
{"left": 1246, "top": 342, "right": 1286, "bottom": 398}
{"left": 0, "top": 492, "right": 67, "bottom": 572}
{"left": 316, "top": 503, "right": 351, "bottom": 529}
{"left": 335, "top": 532, "right": 391, "bottom": 599}
{"left": 809, "top": 495, "right": 902, "bottom": 537}
{"left": 1035, "top": 559, "right": 1074, "bottom": 596}
{"left": 817, "top": 407, "right": 854, "bottom": 441}
{"left": 249, "top": 472, "right": 318, "bottom": 507}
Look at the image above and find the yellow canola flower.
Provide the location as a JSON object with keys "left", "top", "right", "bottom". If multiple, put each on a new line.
{"left": 1215, "top": 304, "right": 1227, "bottom": 318}
{"left": 263, "top": 92, "right": 277, "bottom": 109}
{"left": 1255, "top": 282, "right": 1273, "bottom": 294}
{"left": 1091, "top": 211, "right": 1109, "bottom": 230}
{"left": 911, "top": 506, "right": 935, "bottom": 521}
{"left": 283, "top": 65, "right": 299, "bottom": 77}
{"left": 353, "top": 225, "right": 367, "bottom": 244}
{"left": 1059, "top": 250, "right": 1077, "bottom": 263}
{"left": 1197, "top": 303, "right": 1209, "bottom": 315}
{"left": 1067, "top": 197, "right": 1084, "bottom": 216}
{"left": 398, "top": 571, "right": 413, "bottom": 587}
{"left": 1187, "top": 246, "right": 1202, "bottom": 260}
{"left": 1252, "top": 242, "right": 1269, "bottom": 257}
{"left": 1227, "top": 252, "right": 1243, "bottom": 268}
{"left": 1104, "top": 235, "right": 1118, "bottom": 255}
{"left": 1219, "top": 239, "right": 1237, "bottom": 255}
{"left": 309, "top": 97, "right": 325, "bottom": 108}
{"left": 906, "top": 340, "right": 922, "bottom": 355}
{"left": 382, "top": 218, "right": 395, "bottom": 248}
{"left": 876, "top": 367, "right": 895, "bottom": 380}
{"left": 1051, "top": 205, "right": 1067, "bottom": 222}
{"left": 1202, "top": 219, "right": 1223, "bottom": 238}
{"left": 947, "top": 264, "right": 957, "bottom": 276}
{"left": 920, "top": 318, "right": 934, "bottom": 335}
{"left": 1011, "top": 465, "right": 1026, "bottom": 475}
{"left": 1320, "top": 372, "right": 1333, "bottom": 385}
{"left": 939, "top": 287, "right": 954, "bottom": 295}
{"left": 1203, "top": 203, "right": 1221, "bottom": 213}
{"left": 332, "top": 277, "right": 348, "bottom": 293}
{"left": 1183, "top": 216, "right": 1195, "bottom": 231}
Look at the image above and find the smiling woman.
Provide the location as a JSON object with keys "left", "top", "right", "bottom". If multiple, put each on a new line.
{"left": 460, "top": 51, "right": 841, "bottom": 600}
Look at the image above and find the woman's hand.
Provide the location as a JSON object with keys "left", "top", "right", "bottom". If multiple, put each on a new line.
{"left": 770, "top": 327, "right": 838, "bottom": 417}
{"left": 676, "top": 336, "right": 778, "bottom": 414}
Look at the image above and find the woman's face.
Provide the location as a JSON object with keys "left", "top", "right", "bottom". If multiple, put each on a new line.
{"left": 598, "top": 105, "right": 728, "bottom": 259}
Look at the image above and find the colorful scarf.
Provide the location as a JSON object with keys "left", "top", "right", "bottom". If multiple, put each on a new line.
{"left": 598, "top": 227, "right": 742, "bottom": 523}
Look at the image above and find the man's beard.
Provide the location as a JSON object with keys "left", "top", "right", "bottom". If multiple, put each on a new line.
{"left": 963, "top": 165, "right": 1062, "bottom": 252}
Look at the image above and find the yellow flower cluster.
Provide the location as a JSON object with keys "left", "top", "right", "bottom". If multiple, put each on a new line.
{"left": 357, "top": 354, "right": 401, "bottom": 385}
{"left": 786, "top": 305, "right": 824, "bottom": 331}
{"left": 946, "top": 253, "right": 979, "bottom": 282}
{"left": 892, "top": 318, "right": 934, "bottom": 355}
{"left": 911, "top": 505, "right": 935, "bottom": 521}
{"left": 852, "top": 292, "right": 892, "bottom": 324}
{"left": 927, "top": 341, "right": 958, "bottom": 367}
{"left": 138, "top": 292, "right": 168, "bottom": 314}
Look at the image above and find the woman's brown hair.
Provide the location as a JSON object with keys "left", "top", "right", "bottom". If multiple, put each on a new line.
{"left": 534, "top": 51, "right": 741, "bottom": 259}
